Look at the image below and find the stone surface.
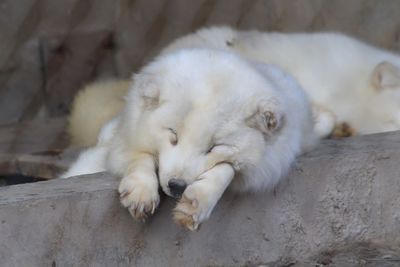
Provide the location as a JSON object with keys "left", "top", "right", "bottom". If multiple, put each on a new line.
{"left": 0, "top": 131, "right": 400, "bottom": 266}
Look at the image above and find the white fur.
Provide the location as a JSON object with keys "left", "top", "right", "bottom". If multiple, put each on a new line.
{"left": 164, "top": 26, "right": 400, "bottom": 136}
{"left": 63, "top": 49, "right": 316, "bottom": 229}
{"left": 60, "top": 118, "right": 119, "bottom": 178}
{"left": 67, "top": 80, "right": 130, "bottom": 147}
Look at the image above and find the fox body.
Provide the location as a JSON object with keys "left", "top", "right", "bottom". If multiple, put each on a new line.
{"left": 63, "top": 49, "right": 316, "bottom": 230}
{"left": 164, "top": 26, "right": 400, "bottom": 137}
{"left": 64, "top": 27, "right": 400, "bottom": 229}
{"left": 70, "top": 27, "right": 400, "bottom": 145}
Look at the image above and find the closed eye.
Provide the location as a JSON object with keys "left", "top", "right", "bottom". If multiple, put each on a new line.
{"left": 168, "top": 128, "right": 178, "bottom": 145}
{"left": 207, "top": 145, "right": 215, "bottom": 154}
{"left": 207, "top": 144, "right": 227, "bottom": 154}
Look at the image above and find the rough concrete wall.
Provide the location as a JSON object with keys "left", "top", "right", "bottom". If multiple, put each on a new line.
{"left": 0, "top": 131, "right": 400, "bottom": 266}
{"left": 1, "top": 0, "right": 400, "bottom": 124}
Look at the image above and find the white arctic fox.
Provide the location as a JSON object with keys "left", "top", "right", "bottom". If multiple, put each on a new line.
{"left": 163, "top": 26, "right": 400, "bottom": 137}
{"left": 62, "top": 49, "right": 317, "bottom": 230}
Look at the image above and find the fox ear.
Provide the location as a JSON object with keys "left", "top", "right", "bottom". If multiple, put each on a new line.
{"left": 133, "top": 72, "right": 160, "bottom": 109}
{"left": 247, "top": 102, "right": 284, "bottom": 137}
{"left": 371, "top": 61, "right": 400, "bottom": 91}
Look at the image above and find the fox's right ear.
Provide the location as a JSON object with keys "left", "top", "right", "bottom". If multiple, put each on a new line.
{"left": 133, "top": 72, "right": 160, "bottom": 109}
{"left": 246, "top": 100, "right": 285, "bottom": 138}
{"left": 371, "top": 61, "right": 400, "bottom": 91}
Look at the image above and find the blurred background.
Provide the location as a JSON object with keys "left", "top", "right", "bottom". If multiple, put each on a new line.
{"left": 1, "top": 0, "right": 400, "bottom": 126}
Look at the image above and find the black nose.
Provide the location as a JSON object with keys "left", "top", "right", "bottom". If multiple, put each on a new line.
{"left": 168, "top": 178, "right": 187, "bottom": 198}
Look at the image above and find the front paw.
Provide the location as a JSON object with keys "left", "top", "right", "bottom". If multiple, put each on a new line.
{"left": 118, "top": 176, "right": 160, "bottom": 221}
{"left": 173, "top": 185, "right": 215, "bottom": 231}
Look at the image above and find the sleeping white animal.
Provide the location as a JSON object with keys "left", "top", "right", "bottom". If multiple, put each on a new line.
{"left": 62, "top": 48, "right": 317, "bottom": 230}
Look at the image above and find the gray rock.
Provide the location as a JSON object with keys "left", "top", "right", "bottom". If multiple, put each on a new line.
{"left": 0, "top": 131, "right": 400, "bottom": 266}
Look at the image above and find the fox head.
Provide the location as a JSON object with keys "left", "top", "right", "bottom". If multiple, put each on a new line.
{"left": 108, "top": 49, "right": 315, "bottom": 197}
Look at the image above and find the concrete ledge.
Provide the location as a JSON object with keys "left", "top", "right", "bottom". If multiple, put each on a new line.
{"left": 1, "top": 132, "right": 400, "bottom": 266}
{"left": 0, "top": 119, "right": 71, "bottom": 179}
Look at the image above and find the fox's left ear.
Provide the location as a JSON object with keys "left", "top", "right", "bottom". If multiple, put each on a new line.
{"left": 246, "top": 102, "right": 284, "bottom": 137}
{"left": 371, "top": 61, "right": 400, "bottom": 91}
{"left": 133, "top": 72, "right": 160, "bottom": 109}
